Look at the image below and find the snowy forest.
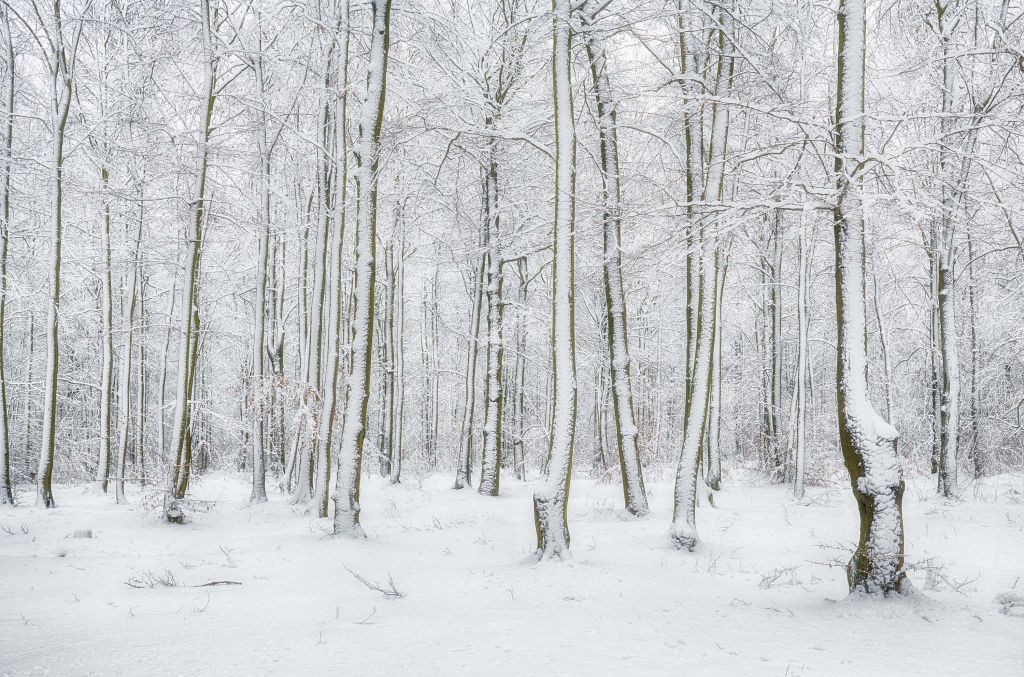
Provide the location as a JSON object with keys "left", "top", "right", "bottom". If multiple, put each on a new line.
{"left": 1, "top": 0, "right": 1023, "bottom": 674}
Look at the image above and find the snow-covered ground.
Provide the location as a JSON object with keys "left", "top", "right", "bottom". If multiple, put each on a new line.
{"left": 2, "top": 472, "right": 1022, "bottom": 676}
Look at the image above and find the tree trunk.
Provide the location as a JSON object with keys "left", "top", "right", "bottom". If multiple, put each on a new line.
{"left": 533, "top": 0, "right": 577, "bottom": 560}
{"left": 38, "top": 0, "right": 79, "bottom": 509}
{"left": 96, "top": 163, "right": 114, "bottom": 494}
{"left": 792, "top": 222, "right": 809, "bottom": 500}
{"left": 455, "top": 250, "right": 484, "bottom": 489}
{"left": 167, "top": 0, "right": 216, "bottom": 510}
{"left": 0, "top": 8, "right": 13, "bottom": 505}
{"left": 582, "top": 6, "right": 648, "bottom": 516}
{"left": 332, "top": 0, "right": 392, "bottom": 537}
{"left": 833, "top": 0, "right": 909, "bottom": 595}
{"left": 114, "top": 182, "right": 145, "bottom": 504}
{"left": 478, "top": 139, "right": 505, "bottom": 497}
{"left": 670, "top": 1, "right": 730, "bottom": 550}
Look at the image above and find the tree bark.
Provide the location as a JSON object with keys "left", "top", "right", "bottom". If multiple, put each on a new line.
{"left": 333, "top": 0, "right": 392, "bottom": 537}
{"left": 533, "top": 0, "right": 577, "bottom": 560}
{"left": 833, "top": 0, "right": 910, "bottom": 595}
{"left": 582, "top": 5, "right": 648, "bottom": 516}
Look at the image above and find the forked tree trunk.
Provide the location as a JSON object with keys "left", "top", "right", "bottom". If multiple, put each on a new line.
{"left": 38, "top": 0, "right": 80, "bottom": 509}
{"left": 167, "top": 0, "right": 217, "bottom": 509}
{"left": 833, "top": 0, "right": 909, "bottom": 595}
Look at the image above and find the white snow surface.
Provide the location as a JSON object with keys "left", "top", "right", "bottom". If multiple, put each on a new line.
{"left": 2, "top": 472, "right": 1022, "bottom": 676}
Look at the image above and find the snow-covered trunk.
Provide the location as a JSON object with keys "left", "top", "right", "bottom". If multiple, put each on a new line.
{"left": 419, "top": 272, "right": 436, "bottom": 467}
{"left": 248, "top": 43, "right": 273, "bottom": 506}
{"left": 966, "top": 230, "right": 982, "bottom": 478}
{"left": 114, "top": 189, "right": 144, "bottom": 505}
{"left": 38, "top": 3, "right": 77, "bottom": 509}
{"left": 306, "top": 83, "right": 337, "bottom": 504}
{"left": 250, "top": 149, "right": 270, "bottom": 504}
{"left": 0, "top": 10, "right": 13, "bottom": 505}
{"left": 670, "top": 244, "right": 716, "bottom": 550}
{"left": 833, "top": 0, "right": 909, "bottom": 595}
{"left": 455, "top": 252, "right": 484, "bottom": 489}
{"left": 870, "top": 264, "right": 893, "bottom": 423}
{"left": 935, "top": 4, "right": 960, "bottom": 499}
{"left": 706, "top": 259, "right": 726, "bottom": 492}
{"left": 582, "top": 10, "right": 648, "bottom": 517}
{"left": 96, "top": 164, "right": 114, "bottom": 494}
{"left": 768, "top": 213, "right": 784, "bottom": 481}
{"left": 678, "top": 1, "right": 704, "bottom": 413}
{"left": 670, "top": 5, "right": 730, "bottom": 550}
{"left": 479, "top": 139, "right": 505, "bottom": 497}
{"left": 174, "top": 305, "right": 203, "bottom": 499}
{"left": 379, "top": 241, "right": 397, "bottom": 477}
{"left": 793, "top": 223, "right": 809, "bottom": 501}
{"left": 168, "top": 0, "right": 216, "bottom": 508}
{"left": 511, "top": 259, "right": 528, "bottom": 480}
{"left": 314, "top": 9, "right": 350, "bottom": 514}
{"left": 936, "top": 236, "right": 959, "bottom": 498}
{"left": 135, "top": 271, "right": 147, "bottom": 485}
{"left": 928, "top": 249, "right": 941, "bottom": 474}
{"left": 533, "top": 0, "right": 577, "bottom": 560}
{"left": 392, "top": 237, "right": 405, "bottom": 484}
{"left": 158, "top": 281, "right": 175, "bottom": 463}
{"left": 332, "top": 0, "right": 391, "bottom": 537}
{"left": 269, "top": 234, "right": 286, "bottom": 469}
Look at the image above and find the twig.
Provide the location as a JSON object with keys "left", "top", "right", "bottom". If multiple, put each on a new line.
{"left": 344, "top": 566, "right": 405, "bottom": 598}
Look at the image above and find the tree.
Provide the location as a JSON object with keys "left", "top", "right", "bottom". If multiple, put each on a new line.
{"left": 0, "top": 5, "right": 13, "bottom": 505}
{"left": 30, "top": 0, "right": 84, "bottom": 508}
{"left": 833, "top": 0, "right": 909, "bottom": 595}
{"left": 168, "top": 0, "right": 219, "bottom": 506}
{"left": 533, "top": 0, "right": 577, "bottom": 560}
{"left": 670, "top": 0, "right": 732, "bottom": 551}
{"left": 333, "top": 0, "right": 392, "bottom": 537}
{"left": 580, "top": 2, "right": 648, "bottom": 516}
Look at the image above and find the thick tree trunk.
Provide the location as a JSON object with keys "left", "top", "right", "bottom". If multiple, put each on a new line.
{"left": 833, "top": 0, "right": 909, "bottom": 595}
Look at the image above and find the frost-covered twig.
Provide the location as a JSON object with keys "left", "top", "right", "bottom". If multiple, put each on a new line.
{"left": 344, "top": 566, "right": 405, "bottom": 598}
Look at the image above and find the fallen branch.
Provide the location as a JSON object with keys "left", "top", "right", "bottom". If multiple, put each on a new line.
{"left": 344, "top": 566, "right": 405, "bottom": 598}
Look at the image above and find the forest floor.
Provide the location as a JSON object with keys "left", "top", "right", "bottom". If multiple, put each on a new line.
{"left": 1, "top": 470, "right": 1022, "bottom": 676}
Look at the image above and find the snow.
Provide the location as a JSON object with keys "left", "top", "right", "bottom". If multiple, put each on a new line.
{"left": 2, "top": 472, "right": 1021, "bottom": 676}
